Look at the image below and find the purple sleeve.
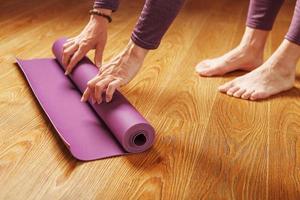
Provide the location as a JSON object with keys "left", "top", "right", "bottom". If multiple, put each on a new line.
{"left": 246, "top": 0, "right": 284, "bottom": 31}
{"left": 285, "top": 0, "right": 300, "bottom": 45}
{"left": 131, "top": 0, "right": 185, "bottom": 50}
{"left": 94, "top": 0, "right": 119, "bottom": 12}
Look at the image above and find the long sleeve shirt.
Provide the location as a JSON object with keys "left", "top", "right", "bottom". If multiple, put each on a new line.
{"left": 94, "top": 0, "right": 184, "bottom": 49}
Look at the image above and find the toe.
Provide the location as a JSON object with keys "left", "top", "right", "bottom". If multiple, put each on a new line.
{"left": 195, "top": 60, "right": 210, "bottom": 74}
{"left": 197, "top": 68, "right": 212, "bottom": 76}
{"left": 218, "top": 81, "right": 234, "bottom": 93}
{"left": 227, "top": 86, "right": 240, "bottom": 96}
{"left": 198, "top": 68, "right": 219, "bottom": 77}
{"left": 196, "top": 60, "right": 224, "bottom": 77}
{"left": 233, "top": 88, "right": 246, "bottom": 98}
{"left": 241, "top": 90, "right": 254, "bottom": 100}
{"left": 250, "top": 91, "right": 269, "bottom": 101}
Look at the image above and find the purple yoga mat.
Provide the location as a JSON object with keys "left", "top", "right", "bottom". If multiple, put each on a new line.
{"left": 16, "top": 38, "right": 155, "bottom": 161}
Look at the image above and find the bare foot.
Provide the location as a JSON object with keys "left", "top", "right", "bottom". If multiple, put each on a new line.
{"left": 195, "top": 46, "right": 263, "bottom": 76}
{"left": 195, "top": 27, "right": 268, "bottom": 77}
{"left": 219, "top": 40, "right": 300, "bottom": 100}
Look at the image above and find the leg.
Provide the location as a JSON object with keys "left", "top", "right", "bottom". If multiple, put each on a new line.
{"left": 195, "top": 0, "right": 284, "bottom": 77}
{"left": 219, "top": 0, "right": 300, "bottom": 100}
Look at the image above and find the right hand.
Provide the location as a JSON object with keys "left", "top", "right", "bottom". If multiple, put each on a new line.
{"left": 81, "top": 40, "right": 149, "bottom": 104}
{"left": 62, "top": 8, "right": 112, "bottom": 74}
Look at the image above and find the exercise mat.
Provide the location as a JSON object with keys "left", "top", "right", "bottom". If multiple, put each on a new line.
{"left": 16, "top": 38, "right": 155, "bottom": 161}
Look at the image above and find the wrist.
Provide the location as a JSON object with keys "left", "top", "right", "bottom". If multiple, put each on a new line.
{"left": 90, "top": 15, "right": 109, "bottom": 25}
{"left": 128, "top": 39, "right": 149, "bottom": 59}
{"left": 90, "top": 8, "right": 112, "bottom": 24}
{"left": 93, "top": 8, "right": 112, "bottom": 16}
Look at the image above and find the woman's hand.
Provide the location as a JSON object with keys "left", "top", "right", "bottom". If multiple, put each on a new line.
{"left": 62, "top": 8, "right": 112, "bottom": 74}
{"left": 81, "top": 40, "right": 149, "bottom": 104}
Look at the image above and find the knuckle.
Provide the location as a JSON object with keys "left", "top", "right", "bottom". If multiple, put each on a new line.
{"left": 77, "top": 47, "right": 85, "bottom": 53}
{"left": 63, "top": 43, "right": 69, "bottom": 49}
{"left": 96, "top": 82, "right": 103, "bottom": 88}
{"left": 68, "top": 64, "right": 74, "bottom": 70}
{"left": 108, "top": 82, "right": 116, "bottom": 90}
{"left": 78, "top": 48, "right": 87, "bottom": 56}
{"left": 68, "top": 60, "right": 75, "bottom": 67}
{"left": 106, "top": 89, "right": 112, "bottom": 95}
{"left": 62, "top": 51, "right": 68, "bottom": 56}
{"left": 107, "top": 86, "right": 113, "bottom": 92}
{"left": 87, "top": 81, "right": 94, "bottom": 88}
{"left": 77, "top": 48, "right": 84, "bottom": 54}
{"left": 80, "top": 42, "right": 88, "bottom": 49}
{"left": 64, "top": 51, "right": 72, "bottom": 57}
{"left": 106, "top": 74, "right": 114, "bottom": 80}
{"left": 106, "top": 94, "right": 112, "bottom": 99}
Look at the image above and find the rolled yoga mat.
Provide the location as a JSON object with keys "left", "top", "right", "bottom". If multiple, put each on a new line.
{"left": 16, "top": 38, "right": 155, "bottom": 161}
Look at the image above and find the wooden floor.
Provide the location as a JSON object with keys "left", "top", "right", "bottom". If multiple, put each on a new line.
{"left": 1, "top": 0, "right": 300, "bottom": 199}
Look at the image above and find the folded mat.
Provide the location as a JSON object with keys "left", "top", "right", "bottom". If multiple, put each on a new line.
{"left": 16, "top": 38, "right": 155, "bottom": 161}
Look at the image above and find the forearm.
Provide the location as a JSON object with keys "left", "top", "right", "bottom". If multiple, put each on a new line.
{"left": 131, "top": 0, "right": 185, "bottom": 50}
{"left": 93, "top": 0, "right": 120, "bottom": 12}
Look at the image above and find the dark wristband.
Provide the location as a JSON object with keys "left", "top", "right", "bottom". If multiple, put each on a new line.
{"left": 89, "top": 9, "right": 112, "bottom": 23}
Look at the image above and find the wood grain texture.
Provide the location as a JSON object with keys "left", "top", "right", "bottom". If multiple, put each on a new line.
{"left": 1, "top": 0, "right": 300, "bottom": 199}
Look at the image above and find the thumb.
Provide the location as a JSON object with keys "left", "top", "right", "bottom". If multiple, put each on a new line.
{"left": 94, "top": 44, "right": 104, "bottom": 69}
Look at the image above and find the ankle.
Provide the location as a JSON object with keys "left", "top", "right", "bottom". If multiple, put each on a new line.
{"left": 267, "top": 40, "right": 300, "bottom": 72}
{"left": 266, "top": 57, "right": 296, "bottom": 77}
{"left": 235, "top": 43, "right": 264, "bottom": 64}
{"left": 239, "top": 27, "right": 269, "bottom": 52}
{"left": 277, "top": 40, "right": 300, "bottom": 62}
{"left": 238, "top": 43, "right": 264, "bottom": 56}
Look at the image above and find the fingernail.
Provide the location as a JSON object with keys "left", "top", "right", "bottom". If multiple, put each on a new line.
{"left": 80, "top": 97, "right": 84, "bottom": 102}
{"left": 106, "top": 97, "right": 110, "bottom": 103}
{"left": 65, "top": 71, "right": 69, "bottom": 75}
{"left": 92, "top": 98, "right": 96, "bottom": 104}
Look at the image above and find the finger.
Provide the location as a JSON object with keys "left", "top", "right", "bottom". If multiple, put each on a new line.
{"left": 62, "top": 44, "right": 78, "bottom": 68}
{"left": 97, "top": 63, "right": 110, "bottom": 75}
{"left": 67, "top": 37, "right": 76, "bottom": 43}
{"left": 95, "top": 79, "right": 111, "bottom": 104}
{"left": 63, "top": 40, "right": 75, "bottom": 50}
{"left": 81, "top": 88, "right": 91, "bottom": 102}
{"left": 87, "top": 75, "right": 103, "bottom": 89}
{"left": 87, "top": 76, "right": 102, "bottom": 103}
{"left": 106, "top": 80, "right": 121, "bottom": 102}
{"left": 66, "top": 45, "right": 89, "bottom": 75}
{"left": 94, "top": 44, "right": 104, "bottom": 69}
{"left": 82, "top": 87, "right": 97, "bottom": 104}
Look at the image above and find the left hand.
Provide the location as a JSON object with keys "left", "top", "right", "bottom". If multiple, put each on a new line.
{"left": 81, "top": 40, "right": 148, "bottom": 104}
{"left": 62, "top": 9, "right": 111, "bottom": 75}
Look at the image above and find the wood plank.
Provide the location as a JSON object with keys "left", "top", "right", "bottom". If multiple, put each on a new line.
{"left": 1, "top": 0, "right": 300, "bottom": 199}
{"left": 268, "top": 1, "right": 300, "bottom": 199}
